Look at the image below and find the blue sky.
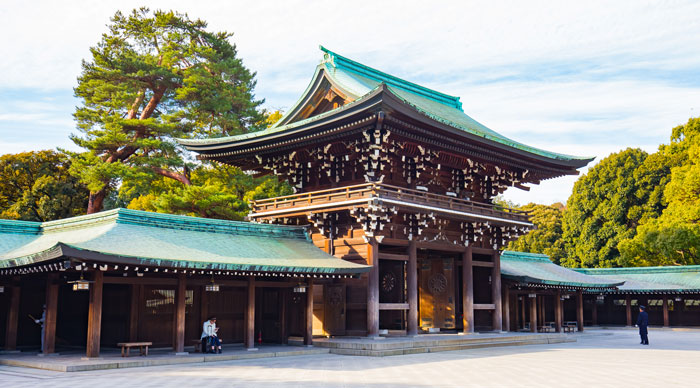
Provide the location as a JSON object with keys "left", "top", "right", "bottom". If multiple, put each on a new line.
{"left": 2, "top": 0, "right": 699, "bottom": 205}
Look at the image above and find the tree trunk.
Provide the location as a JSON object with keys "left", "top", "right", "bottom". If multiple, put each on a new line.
{"left": 87, "top": 189, "right": 107, "bottom": 214}
{"left": 152, "top": 167, "right": 192, "bottom": 185}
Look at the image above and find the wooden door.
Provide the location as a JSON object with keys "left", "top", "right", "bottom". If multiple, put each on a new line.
{"left": 323, "top": 284, "right": 346, "bottom": 336}
{"left": 259, "top": 288, "right": 281, "bottom": 343}
{"left": 419, "top": 257, "right": 455, "bottom": 329}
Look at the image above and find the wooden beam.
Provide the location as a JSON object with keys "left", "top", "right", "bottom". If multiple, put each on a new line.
{"left": 472, "top": 260, "right": 494, "bottom": 268}
{"left": 462, "top": 246, "right": 474, "bottom": 333}
{"left": 576, "top": 290, "right": 584, "bottom": 332}
{"left": 663, "top": 296, "right": 669, "bottom": 327}
{"left": 378, "top": 303, "right": 410, "bottom": 310}
{"left": 43, "top": 273, "right": 59, "bottom": 354}
{"left": 85, "top": 271, "right": 104, "bottom": 358}
{"left": 304, "top": 279, "right": 314, "bottom": 346}
{"left": 554, "top": 290, "right": 562, "bottom": 333}
{"left": 366, "top": 240, "right": 379, "bottom": 337}
{"left": 407, "top": 240, "right": 418, "bottom": 336}
{"left": 244, "top": 276, "right": 256, "bottom": 349}
{"left": 4, "top": 284, "right": 20, "bottom": 350}
{"left": 129, "top": 285, "right": 140, "bottom": 342}
{"left": 378, "top": 237, "right": 410, "bottom": 247}
{"left": 529, "top": 294, "right": 537, "bottom": 333}
{"left": 473, "top": 304, "right": 496, "bottom": 310}
{"left": 378, "top": 253, "right": 408, "bottom": 261}
{"left": 492, "top": 251, "right": 502, "bottom": 332}
{"left": 416, "top": 241, "right": 466, "bottom": 253}
{"left": 173, "top": 273, "right": 186, "bottom": 353}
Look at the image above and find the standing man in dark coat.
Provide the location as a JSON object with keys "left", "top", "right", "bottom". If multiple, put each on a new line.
{"left": 636, "top": 305, "right": 649, "bottom": 345}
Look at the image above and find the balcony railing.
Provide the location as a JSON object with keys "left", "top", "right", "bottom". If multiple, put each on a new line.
{"left": 251, "top": 183, "right": 530, "bottom": 224}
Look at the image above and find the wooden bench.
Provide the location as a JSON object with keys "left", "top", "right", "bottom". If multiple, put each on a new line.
{"left": 563, "top": 321, "right": 578, "bottom": 333}
{"left": 191, "top": 339, "right": 203, "bottom": 353}
{"left": 117, "top": 342, "right": 152, "bottom": 357}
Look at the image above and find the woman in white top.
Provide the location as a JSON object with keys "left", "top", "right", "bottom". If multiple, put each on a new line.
{"left": 201, "top": 317, "right": 221, "bottom": 353}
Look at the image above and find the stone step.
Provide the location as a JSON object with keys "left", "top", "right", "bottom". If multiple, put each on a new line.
{"left": 327, "top": 336, "right": 575, "bottom": 357}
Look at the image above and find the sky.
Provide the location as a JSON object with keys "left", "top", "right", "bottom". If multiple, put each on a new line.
{"left": 1, "top": 0, "right": 699, "bottom": 205}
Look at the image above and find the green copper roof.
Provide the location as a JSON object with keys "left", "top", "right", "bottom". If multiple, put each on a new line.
{"left": 500, "top": 251, "right": 622, "bottom": 289}
{"left": 576, "top": 266, "right": 700, "bottom": 293}
{"left": 178, "top": 47, "right": 592, "bottom": 165}
{"left": 0, "top": 209, "right": 369, "bottom": 275}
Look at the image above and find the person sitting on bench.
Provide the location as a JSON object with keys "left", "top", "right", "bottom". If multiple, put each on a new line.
{"left": 201, "top": 317, "right": 222, "bottom": 353}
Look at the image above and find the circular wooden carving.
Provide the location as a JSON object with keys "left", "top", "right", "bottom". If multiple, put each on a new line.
{"left": 429, "top": 273, "right": 448, "bottom": 294}
{"left": 381, "top": 272, "right": 396, "bottom": 293}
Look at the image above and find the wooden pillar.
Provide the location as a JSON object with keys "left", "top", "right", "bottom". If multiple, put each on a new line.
{"left": 5, "top": 283, "right": 20, "bottom": 350}
{"left": 280, "top": 288, "right": 288, "bottom": 344}
{"left": 502, "top": 285, "right": 510, "bottom": 332}
{"left": 592, "top": 297, "right": 598, "bottom": 326}
{"left": 85, "top": 271, "right": 103, "bottom": 358}
{"left": 244, "top": 276, "right": 256, "bottom": 349}
{"left": 537, "top": 296, "right": 544, "bottom": 325}
{"left": 462, "top": 246, "right": 474, "bottom": 333}
{"left": 407, "top": 240, "right": 418, "bottom": 336}
{"left": 129, "top": 285, "right": 140, "bottom": 342}
{"left": 43, "top": 273, "right": 59, "bottom": 354}
{"left": 625, "top": 295, "right": 632, "bottom": 326}
{"left": 576, "top": 290, "right": 584, "bottom": 332}
{"left": 529, "top": 294, "right": 537, "bottom": 332}
{"left": 554, "top": 290, "right": 562, "bottom": 332}
{"left": 520, "top": 295, "right": 526, "bottom": 330}
{"left": 514, "top": 293, "right": 520, "bottom": 330}
{"left": 366, "top": 239, "right": 379, "bottom": 337}
{"left": 491, "top": 251, "right": 502, "bottom": 332}
{"left": 173, "top": 273, "right": 186, "bottom": 354}
{"left": 663, "top": 296, "right": 669, "bottom": 327}
{"left": 304, "top": 279, "right": 314, "bottom": 346}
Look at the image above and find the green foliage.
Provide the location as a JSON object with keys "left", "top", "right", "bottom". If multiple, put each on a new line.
{"left": 0, "top": 151, "right": 88, "bottom": 222}
{"left": 126, "top": 163, "right": 292, "bottom": 220}
{"left": 70, "top": 7, "right": 265, "bottom": 212}
{"left": 506, "top": 203, "right": 567, "bottom": 264}
{"left": 619, "top": 118, "right": 700, "bottom": 266}
{"left": 561, "top": 148, "right": 656, "bottom": 268}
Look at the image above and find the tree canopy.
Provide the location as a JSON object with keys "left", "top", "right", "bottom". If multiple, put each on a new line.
{"left": 0, "top": 151, "right": 88, "bottom": 222}
{"left": 125, "top": 162, "right": 292, "bottom": 220}
{"left": 618, "top": 118, "right": 700, "bottom": 266}
{"left": 70, "top": 8, "right": 265, "bottom": 213}
{"left": 506, "top": 203, "right": 567, "bottom": 264}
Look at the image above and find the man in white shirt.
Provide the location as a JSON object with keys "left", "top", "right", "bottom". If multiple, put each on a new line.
{"left": 201, "top": 317, "right": 221, "bottom": 353}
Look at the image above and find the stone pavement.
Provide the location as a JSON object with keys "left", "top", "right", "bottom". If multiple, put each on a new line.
{"left": 2, "top": 329, "right": 699, "bottom": 388}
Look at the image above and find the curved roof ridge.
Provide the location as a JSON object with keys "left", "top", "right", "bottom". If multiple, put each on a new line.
{"left": 320, "top": 45, "right": 463, "bottom": 110}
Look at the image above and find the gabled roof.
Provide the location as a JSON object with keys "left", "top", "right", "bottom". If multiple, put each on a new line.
{"left": 178, "top": 47, "right": 593, "bottom": 168}
{"left": 0, "top": 209, "right": 369, "bottom": 275}
{"left": 576, "top": 266, "right": 700, "bottom": 293}
{"left": 500, "top": 251, "right": 622, "bottom": 290}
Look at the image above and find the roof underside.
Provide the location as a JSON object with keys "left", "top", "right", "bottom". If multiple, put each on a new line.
{"left": 500, "top": 251, "right": 622, "bottom": 289}
{"left": 0, "top": 209, "right": 369, "bottom": 275}
{"left": 576, "top": 267, "right": 700, "bottom": 293}
{"left": 178, "top": 47, "right": 592, "bottom": 169}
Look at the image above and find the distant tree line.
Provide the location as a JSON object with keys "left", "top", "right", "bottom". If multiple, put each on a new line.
{"left": 507, "top": 117, "right": 700, "bottom": 267}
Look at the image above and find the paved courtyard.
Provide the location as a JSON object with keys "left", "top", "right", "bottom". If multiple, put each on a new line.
{"left": 1, "top": 329, "right": 699, "bottom": 388}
